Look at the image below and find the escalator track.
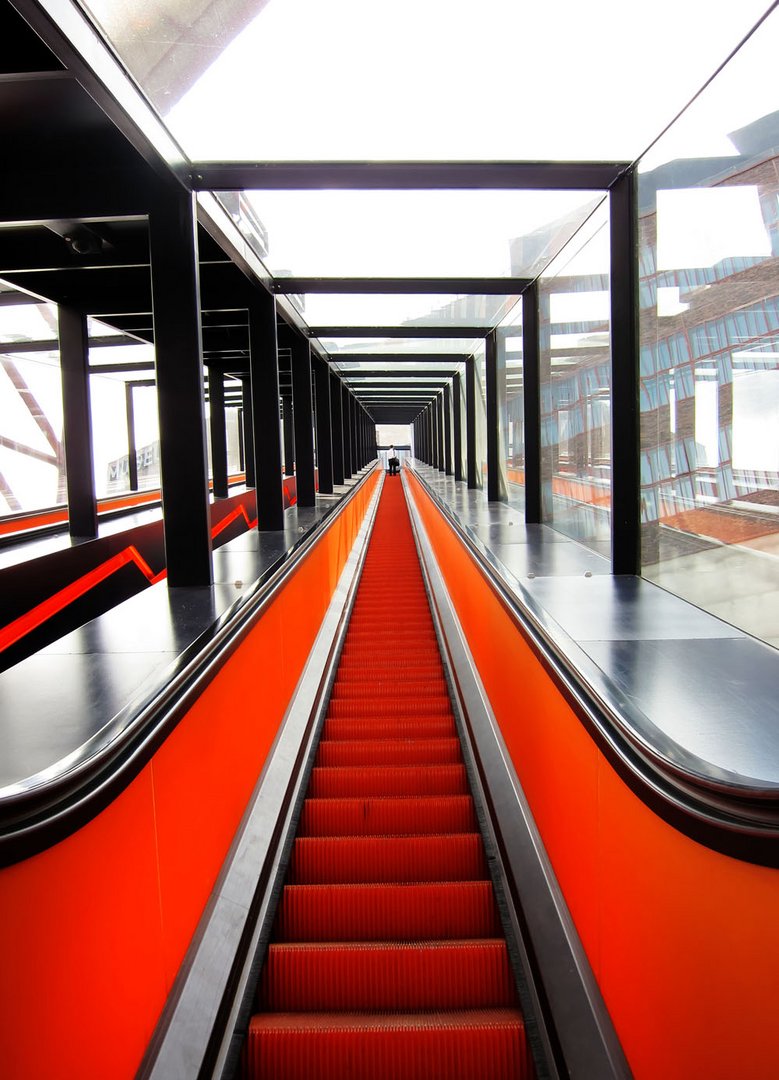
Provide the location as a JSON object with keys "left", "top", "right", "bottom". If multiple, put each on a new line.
{"left": 242, "top": 476, "right": 531, "bottom": 1079}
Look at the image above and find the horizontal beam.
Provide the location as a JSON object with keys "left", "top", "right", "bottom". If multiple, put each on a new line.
{"left": 0, "top": 334, "right": 141, "bottom": 355}
{"left": 193, "top": 161, "right": 627, "bottom": 191}
{"left": 273, "top": 278, "right": 530, "bottom": 295}
{"left": 90, "top": 362, "right": 155, "bottom": 374}
{"left": 309, "top": 326, "right": 487, "bottom": 339}
{"left": 328, "top": 360, "right": 468, "bottom": 369}
{"left": 343, "top": 370, "right": 458, "bottom": 379}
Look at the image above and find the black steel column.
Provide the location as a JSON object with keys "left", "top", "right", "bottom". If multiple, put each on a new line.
{"left": 330, "top": 372, "right": 345, "bottom": 484}
{"left": 59, "top": 306, "right": 98, "bottom": 538}
{"left": 248, "top": 289, "right": 284, "bottom": 530}
{"left": 351, "top": 395, "right": 360, "bottom": 470}
{"left": 443, "top": 383, "right": 453, "bottom": 475}
{"left": 610, "top": 168, "right": 640, "bottom": 575}
{"left": 436, "top": 394, "right": 445, "bottom": 470}
{"left": 429, "top": 405, "right": 437, "bottom": 468}
{"left": 486, "top": 329, "right": 503, "bottom": 501}
{"left": 465, "top": 357, "right": 478, "bottom": 488}
{"left": 241, "top": 377, "right": 255, "bottom": 487}
{"left": 313, "top": 358, "right": 334, "bottom": 494}
{"left": 452, "top": 372, "right": 463, "bottom": 482}
{"left": 208, "top": 368, "right": 228, "bottom": 499}
{"left": 290, "top": 332, "right": 316, "bottom": 507}
{"left": 342, "top": 386, "right": 354, "bottom": 477}
{"left": 149, "top": 190, "right": 212, "bottom": 585}
{"left": 523, "top": 282, "right": 542, "bottom": 523}
{"left": 125, "top": 382, "right": 139, "bottom": 492}
{"left": 281, "top": 393, "right": 295, "bottom": 476}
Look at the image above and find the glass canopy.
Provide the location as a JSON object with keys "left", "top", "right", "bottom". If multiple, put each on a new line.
{"left": 290, "top": 294, "right": 520, "bottom": 329}
{"left": 320, "top": 338, "right": 479, "bottom": 356}
{"left": 81, "top": 0, "right": 773, "bottom": 162}
{"left": 235, "top": 190, "right": 601, "bottom": 279}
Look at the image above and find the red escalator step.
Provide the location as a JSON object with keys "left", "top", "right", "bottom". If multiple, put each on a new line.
{"left": 259, "top": 939, "right": 517, "bottom": 1011}
{"left": 329, "top": 679, "right": 448, "bottom": 700}
{"left": 308, "top": 764, "right": 467, "bottom": 798}
{"left": 326, "top": 696, "right": 452, "bottom": 718}
{"left": 288, "top": 833, "right": 488, "bottom": 884}
{"left": 298, "top": 795, "right": 477, "bottom": 836}
{"left": 315, "top": 739, "right": 462, "bottom": 767}
{"left": 243, "top": 1009, "right": 529, "bottom": 1080}
{"left": 321, "top": 717, "right": 457, "bottom": 741}
{"left": 274, "top": 881, "right": 502, "bottom": 942}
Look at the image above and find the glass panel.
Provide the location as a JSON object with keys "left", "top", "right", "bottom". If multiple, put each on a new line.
{"left": 80, "top": 0, "right": 771, "bottom": 161}
{"left": 296, "top": 294, "right": 519, "bottom": 329}
{"left": 0, "top": 302, "right": 64, "bottom": 516}
{"left": 539, "top": 203, "right": 611, "bottom": 555}
{"left": 232, "top": 191, "right": 601, "bottom": 278}
{"left": 638, "top": 13, "right": 779, "bottom": 647}
{"left": 319, "top": 337, "right": 479, "bottom": 356}
{"left": 497, "top": 305, "right": 525, "bottom": 511}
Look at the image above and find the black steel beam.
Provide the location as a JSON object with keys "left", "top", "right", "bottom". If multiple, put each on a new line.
{"left": 610, "top": 169, "right": 640, "bottom": 575}
{"left": 342, "top": 385, "right": 353, "bottom": 478}
{"left": 342, "top": 370, "right": 459, "bottom": 380}
{"left": 329, "top": 371, "right": 345, "bottom": 485}
{"left": 240, "top": 376, "right": 255, "bottom": 487}
{"left": 149, "top": 190, "right": 212, "bottom": 585}
{"left": 313, "top": 357, "right": 334, "bottom": 494}
{"left": 274, "top": 278, "right": 530, "bottom": 295}
{"left": 0, "top": 335, "right": 140, "bottom": 354}
{"left": 331, "top": 354, "right": 468, "bottom": 364}
{"left": 309, "top": 326, "right": 486, "bottom": 339}
{"left": 522, "top": 282, "right": 542, "bottom": 523}
{"left": 453, "top": 371, "right": 463, "bottom": 482}
{"left": 58, "top": 306, "right": 97, "bottom": 538}
{"left": 290, "top": 331, "right": 316, "bottom": 507}
{"left": 125, "top": 382, "right": 139, "bottom": 491}
{"left": 443, "top": 383, "right": 453, "bottom": 475}
{"left": 281, "top": 393, "right": 295, "bottom": 477}
{"left": 465, "top": 357, "right": 477, "bottom": 489}
{"left": 194, "top": 161, "right": 627, "bottom": 191}
{"left": 208, "top": 368, "right": 228, "bottom": 498}
{"left": 249, "top": 289, "right": 284, "bottom": 530}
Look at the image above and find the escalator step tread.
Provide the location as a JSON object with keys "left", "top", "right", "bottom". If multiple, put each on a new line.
{"left": 274, "top": 881, "right": 502, "bottom": 942}
{"left": 315, "top": 738, "right": 462, "bottom": 767}
{"left": 308, "top": 764, "right": 468, "bottom": 798}
{"left": 259, "top": 939, "right": 517, "bottom": 1011}
{"left": 244, "top": 1009, "right": 529, "bottom": 1080}
{"left": 288, "top": 833, "right": 488, "bottom": 884}
{"left": 298, "top": 795, "right": 477, "bottom": 837}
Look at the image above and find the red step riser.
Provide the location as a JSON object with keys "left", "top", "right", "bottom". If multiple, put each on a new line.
{"left": 326, "top": 698, "right": 452, "bottom": 718}
{"left": 321, "top": 718, "right": 457, "bottom": 741}
{"left": 288, "top": 834, "right": 488, "bottom": 884}
{"left": 315, "top": 739, "right": 462, "bottom": 768}
{"left": 308, "top": 765, "right": 468, "bottom": 798}
{"left": 329, "top": 680, "right": 448, "bottom": 700}
{"left": 274, "top": 881, "right": 502, "bottom": 942}
{"left": 332, "top": 666, "right": 445, "bottom": 684}
{"left": 259, "top": 940, "right": 517, "bottom": 1011}
{"left": 298, "top": 796, "right": 477, "bottom": 837}
{"left": 244, "top": 1011, "right": 529, "bottom": 1080}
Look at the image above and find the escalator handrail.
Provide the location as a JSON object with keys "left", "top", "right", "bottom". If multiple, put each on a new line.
{"left": 408, "top": 468, "right": 779, "bottom": 866}
{"left": 0, "top": 465, "right": 379, "bottom": 866}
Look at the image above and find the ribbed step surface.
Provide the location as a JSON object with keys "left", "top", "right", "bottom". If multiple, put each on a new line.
{"left": 298, "top": 795, "right": 477, "bottom": 836}
{"left": 245, "top": 1009, "right": 529, "bottom": 1080}
{"left": 243, "top": 478, "right": 528, "bottom": 1079}
{"left": 273, "top": 881, "right": 502, "bottom": 942}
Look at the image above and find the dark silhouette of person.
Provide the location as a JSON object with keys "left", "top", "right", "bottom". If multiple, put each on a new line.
{"left": 388, "top": 448, "right": 400, "bottom": 475}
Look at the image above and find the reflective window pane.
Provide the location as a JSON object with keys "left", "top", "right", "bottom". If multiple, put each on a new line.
{"left": 497, "top": 306, "right": 525, "bottom": 511}
{"left": 539, "top": 203, "right": 611, "bottom": 554}
{"left": 638, "top": 12, "right": 779, "bottom": 647}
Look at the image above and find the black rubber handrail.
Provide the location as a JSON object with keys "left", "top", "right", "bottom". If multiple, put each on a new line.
{"left": 0, "top": 466, "right": 378, "bottom": 867}
{"left": 410, "top": 470, "right": 779, "bottom": 867}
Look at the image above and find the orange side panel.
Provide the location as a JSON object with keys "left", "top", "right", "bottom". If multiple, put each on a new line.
{"left": 0, "top": 469, "right": 378, "bottom": 1080}
{"left": 406, "top": 471, "right": 779, "bottom": 1080}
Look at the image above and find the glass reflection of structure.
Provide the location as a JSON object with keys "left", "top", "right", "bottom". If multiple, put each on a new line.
{"left": 637, "top": 18, "right": 779, "bottom": 647}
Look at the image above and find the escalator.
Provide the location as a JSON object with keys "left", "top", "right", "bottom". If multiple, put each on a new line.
{"left": 242, "top": 476, "right": 531, "bottom": 1079}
